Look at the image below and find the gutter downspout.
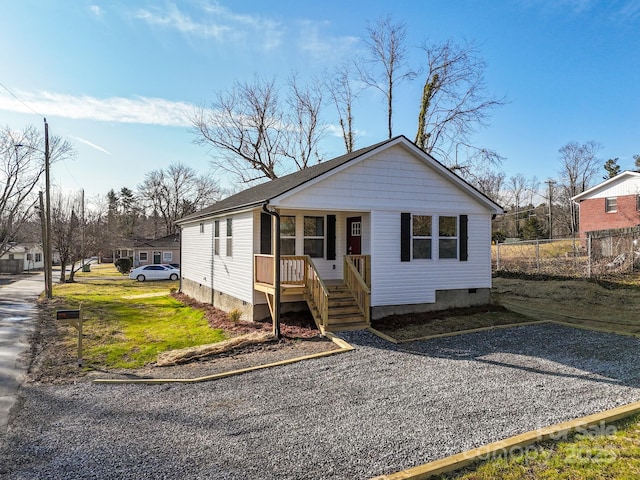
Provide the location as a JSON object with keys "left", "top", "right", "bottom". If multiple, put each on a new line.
{"left": 262, "top": 203, "right": 281, "bottom": 338}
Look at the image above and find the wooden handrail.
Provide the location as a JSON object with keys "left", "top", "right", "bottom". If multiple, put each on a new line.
{"left": 346, "top": 254, "right": 371, "bottom": 287}
{"left": 344, "top": 255, "right": 371, "bottom": 323}
{"left": 306, "top": 257, "right": 329, "bottom": 328}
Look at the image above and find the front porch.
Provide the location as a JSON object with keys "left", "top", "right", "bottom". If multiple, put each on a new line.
{"left": 254, "top": 254, "right": 371, "bottom": 334}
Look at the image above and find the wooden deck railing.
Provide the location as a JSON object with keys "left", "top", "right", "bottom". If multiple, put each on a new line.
{"left": 344, "top": 255, "right": 371, "bottom": 323}
{"left": 254, "top": 254, "right": 307, "bottom": 286}
{"left": 254, "top": 253, "right": 369, "bottom": 329}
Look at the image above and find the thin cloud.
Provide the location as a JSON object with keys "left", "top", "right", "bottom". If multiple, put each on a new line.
{"left": 89, "top": 5, "right": 104, "bottom": 18}
{"left": 70, "top": 136, "right": 111, "bottom": 155}
{"left": 297, "top": 20, "right": 360, "bottom": 59}
{"left": 0, "top": 90, "right": 194, "bottom": 127}
{"left": 132, "top": 2, "right": 283, "bottom": 50}
{"left": 614, "top": 1, "right": 640, "bottom": 21}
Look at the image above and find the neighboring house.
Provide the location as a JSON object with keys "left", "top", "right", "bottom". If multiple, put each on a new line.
{"left": 133, "top": 234, "right": 181, "bottom": 267}
{"left": 176, "top": 136, "right": 503, "bottom": 333}
{"left": 0, "top": 243, "right": 44, "bottom": 273}
{"left": 572, "top": 171, "right": 640, "bottom": 236}
{"left": 115, "top": 234, "right": 181, "bottom": 267}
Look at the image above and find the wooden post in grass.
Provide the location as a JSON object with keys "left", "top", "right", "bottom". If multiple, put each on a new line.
{"left": 56, "top": 305, "right": 84, "bottom": 367}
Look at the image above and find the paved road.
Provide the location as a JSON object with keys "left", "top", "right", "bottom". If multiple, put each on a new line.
{"left": 0, "top": 273, "right": 43, "bottom": 434}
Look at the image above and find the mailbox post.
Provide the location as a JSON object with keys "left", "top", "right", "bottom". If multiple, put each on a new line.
{"left": 56, "top": 307, "right": 83, "bottom": 367}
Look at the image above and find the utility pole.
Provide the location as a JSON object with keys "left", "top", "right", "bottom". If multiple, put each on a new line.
{"left": 44, "top": 118, "right": 52, "bottom": 299}
{"left": 545, "top": 179, "right": 556, "bottom": 239}
{"left": 81, "top": 189, "right": 85, "bottom": 271}
{"left": 38, "top": 192, "right": 48, "bottom": 296}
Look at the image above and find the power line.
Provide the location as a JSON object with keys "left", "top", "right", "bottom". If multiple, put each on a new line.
{"left": 0, "top": 81, "right": 45, "bottom": 117}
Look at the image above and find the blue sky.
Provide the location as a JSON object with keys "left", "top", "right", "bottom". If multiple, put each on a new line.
{"left": 1, "top": 0, "right": 639, "bottom": 206}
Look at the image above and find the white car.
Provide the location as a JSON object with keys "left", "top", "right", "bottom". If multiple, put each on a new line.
{"left": 129, "top": 264, "right": 180, "bottom": 282}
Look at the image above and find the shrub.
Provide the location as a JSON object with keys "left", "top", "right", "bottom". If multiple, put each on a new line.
{"left": 228, "top": 308, "right": 242, "bottom": 323}
{"left": 115, "top": 257, "right": 132, "bottom": 274}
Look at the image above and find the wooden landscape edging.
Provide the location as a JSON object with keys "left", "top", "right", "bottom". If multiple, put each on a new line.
{"left": 368, "top": 320, "right": 547, "bottom": 344}
{"left": 92, "top": 332, "right": 354, "bottom": 385}
{"left": 371, "top": 400, "right": 640, "bottom": 480}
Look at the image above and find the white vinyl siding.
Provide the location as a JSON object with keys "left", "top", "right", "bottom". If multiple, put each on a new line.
{"left": 370, "top": 210, "right": 492, "bottom": 307}
{"left": 213, "top": 211, "right": 254, "bottom": 302}
{"left": 275, "top": 145, "right": 489, "bottom": 216}
{"left": 181, "top": 221, "right": 213, "bottom": 288}
{"left": 182, "top": 212, "right": 254, "bottom": 303}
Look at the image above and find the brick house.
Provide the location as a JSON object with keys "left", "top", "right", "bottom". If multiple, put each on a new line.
{"left": 572, "top": 171, "right": 640, "bottom": 236}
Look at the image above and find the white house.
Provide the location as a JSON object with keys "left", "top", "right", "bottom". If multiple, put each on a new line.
{"left": 0, "top": 243, "right": 44, "bottom": 273}
{"left": 176, "top": 136, "right": 503, "bottom": 333}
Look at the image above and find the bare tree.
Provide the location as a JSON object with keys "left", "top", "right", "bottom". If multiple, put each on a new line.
{"left": 358, "top": 16, "right": 415, "bottom": 139}
{"left": 414, "top": 40, "right": 506, "bottom": 164}
{"left": 326, "top": 64, "right": 359, "bottom": 153}
{"left": 50, "top": 191, "right": 82, "bottom": 283}
{"left": 139, "top": 163, "right": 220, "bottom": 236}
{"left": 471, "top": 168, "right": 505, "bottom": 205}
{"left": 558, "top": 140, "right": 602, "bottom": 235}
{"left": 0, "top": 124, "right": 74, "bottom": 257}
{"left": 191, "top": 75, "right": 328, "bottom": 183}
{"left": 507, "top": 174, "right": 528, "bottom": 237}
{"left": 283, "top": 74, "right": 326, "bottom": 171}
{"left": 191, "top": 76, "right": 286, "bottom": 183}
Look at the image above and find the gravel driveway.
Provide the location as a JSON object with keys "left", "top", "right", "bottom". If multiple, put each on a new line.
{"left": 2, "top": 323, "right": 640, "bottom": 479}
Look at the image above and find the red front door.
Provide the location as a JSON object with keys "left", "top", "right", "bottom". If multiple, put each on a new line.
{"left": 347, "top": 217, "right": 362, "bottom": 255}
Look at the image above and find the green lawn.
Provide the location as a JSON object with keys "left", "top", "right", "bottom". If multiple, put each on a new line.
{"left": 53, "top": 277, "right": 226, "bottom": 369}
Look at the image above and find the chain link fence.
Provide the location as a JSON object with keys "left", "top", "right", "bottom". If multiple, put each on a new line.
{"left": 493, "top": 228, "right": 640, "bottom": 278}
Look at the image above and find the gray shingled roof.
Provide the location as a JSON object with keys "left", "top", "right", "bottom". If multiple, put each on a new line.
{"left": 177, "top": 135, "right": 502, "bottom": 224}
{"left": 176, "top": 136, "right": 398, "bottom": 224}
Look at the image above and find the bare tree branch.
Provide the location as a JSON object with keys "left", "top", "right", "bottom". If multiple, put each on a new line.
{"left": 414, "top": 40, "right": 507, "bottom": 165}
{"left": 358, "top": 15, "right": 416, "bottom": 139}
{"left": 0, "top": 124, "right": 74, "bottom": 257}
{"left": 283, "top": 73, "right": 326, "bottom": 171}
{"left": 191, "top": 75, "right": 326, "bottom": 185}
{"left": 326, "top": 64, "right": 360, "bottom": 153}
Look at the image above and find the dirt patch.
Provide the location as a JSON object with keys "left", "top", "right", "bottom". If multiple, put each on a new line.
{"left": 492, "top": 275, "right": 640, "bottom": 334}
{"left": 373, "top": 274, "right": 640, "bottom": 341}
{"left": 372, "top": 304, "right": 534, "bottom": 341}
{"left": 173, "top": 292, "right": 319, "bottom": 338}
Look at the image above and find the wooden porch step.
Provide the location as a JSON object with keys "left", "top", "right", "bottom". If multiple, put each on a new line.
{"left": 323, "top": 322, "right": 370, "bottom": 332}
{"left": 329, "top": 305, "right": 363, "bottom": 315}
{"left": 306, "top": 282, "right": 371, "bottom": 333}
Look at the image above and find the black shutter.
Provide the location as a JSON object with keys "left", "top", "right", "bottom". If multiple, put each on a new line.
{"left": 326, "top": 215, "right": 336, "bottom": 260}
{"left": 401, "top": 213, "right": 411, "bottom": 262}
{"left": 260, "top": 212, "right": 272, "bottom": 254}
{"left": 459, "top": 215, "right": 468, "bottom": 261}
